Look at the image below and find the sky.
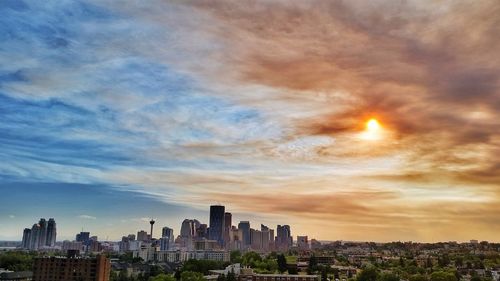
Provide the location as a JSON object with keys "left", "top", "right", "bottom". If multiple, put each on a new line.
{"left": 0, "top": 0, "right": 499, "bottom": 242}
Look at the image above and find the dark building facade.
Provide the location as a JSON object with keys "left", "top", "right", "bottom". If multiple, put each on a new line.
{"left": 33, "top": 255, "right": 110, "bottom": 281}
{"left": 46, "top": 219, "right": 56, "bottom": 247}
{"left": 238, "top": 221, "right": 251, "bottom": 247}
{"left": 276, "top": 225, "right": 292, "bottom": 251}
{"left": 209, "top": 205, "right": 225, "bottom": 246}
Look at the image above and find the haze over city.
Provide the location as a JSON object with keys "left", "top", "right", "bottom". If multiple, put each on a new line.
{"left": 1, "top": 0, "right": 499, "bottom": 243}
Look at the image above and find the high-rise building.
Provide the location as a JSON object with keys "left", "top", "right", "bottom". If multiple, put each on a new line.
{"left": 276, "top": 225, "right": 292, "bottom": 251}
{"left": 250, "top": 229, "right": 262, "bottom": 251}
{"left": 261, "top": 224, "right": 271, "bottom": 251}
{"left": 209, "top": 205, "right": 225, "bottom": 246}
{"left": 22, "top": 228, "right": 31, "bottom": 249}
{"left": 76, "top": 232, "right": 91, "bottom": 245}
{"left": 196, "top": 224, "right": 208, "bottom": 239}
{"left": 30, "top": 224, "right": 41, "bottom": 250}
{"left": 160, "top": 227, "right": 174, "bottom": 251}
{"left": 33, "top": 254, "right": 111, "bottom": 281}
{"left": 224, "top": 212, "right": 232, "bottom": 247}
{"left": 21, "top": 218, "right": 57, "bottom": 250}
{"left": 46, "top": 218, "right": 57, "bottom": 247}
{"left": 137, "top": 230, "right": 149, "bottom": 242}
{"left": 180, "top": 219, "right": 200, "bottom": 238}
{"left": 162, "top": 227, "right": 174, "bottom": 239}
{"left": 37, "top": 219, "right": 48, "bottom": 249}
{"left": 297, "top": 236, "right": 309, "bottom": 250}
{"left": 238, "top": 221, "right": 251, "bottom": 247}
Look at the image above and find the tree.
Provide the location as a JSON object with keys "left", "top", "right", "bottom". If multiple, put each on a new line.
{"left": 277, "top": 254, "right": 288, "bottom": 273}
{"left": 321, "top": 267, "right": 328, "bottom": 281}
{"left": 409, "top": 274, "right": 428, "bottom": 281}
{"left": 181, "top": 271, "right": 205, "bottom": 281}
{"left": 242, "top": 252, "right": 262, "bottom": 268}
{"left": 227, "top": 270, "right": 236, "bottom": 281}
{"left": 309, "top": 255, "right": 318, "bottom": 274}
{"left": 150, "top": 274, "right": 176, "bottom": 281}
{"left": 356, "top": 266, "right": 378, "bottom": 281}
{"left": 174, "top": 270, "right": 181, "bottom": 281}
{"left": 377, "top": 273, "right": 399, "bottom": 281}
{"left": 217, "top": 274, "right": 227, "bottom": 281}
{"left": 430, "top": 271, "right": 456, "bottom": 281}
{"left": 231, "top": 251, "right": 242, "bottom": 264}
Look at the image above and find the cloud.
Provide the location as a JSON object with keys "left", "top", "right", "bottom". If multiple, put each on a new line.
{"left": 78, "top": 215, "right": 97, "bottom": 220}
{"left": 1, "top": 0, "right": 499, "bottom": 241}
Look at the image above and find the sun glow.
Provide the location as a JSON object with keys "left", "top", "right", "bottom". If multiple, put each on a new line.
{"left": 366, "top": 118, "right": 380, "bottom": 131}
{"left": 360, "top": 118, "right": 383, "bottom": 141}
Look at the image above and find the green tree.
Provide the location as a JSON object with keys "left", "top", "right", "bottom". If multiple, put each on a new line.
{"left": 308, "top": 255, "right": 318, "bottom": 274}
{"left": 321, "top": 267, "right": 328, "bottom": 281}
{"left": 409, "top": 274, "right": 428, "bottom": 281}
{"left": 217, "top": 274, "right": 227, "bottom": 281}
{"left": 181, "top": 271, "right": 205, "bottom": 281}
{"left": 227, "top": 270, "right": 236, "bottom": 281}
{"left": 430, "top": 271, "right": 456, "bottom": 281}
{"left": 377, "top": 273, "right": 399, "bottom": 281}
{"left": 277, "top": 254, "right": 288, "bottom": 273}
{"left": 231, "top": 251, "right": 242, "bottom": 264}
{"left": 356, "top": 266, "right": 378, "bottom": 281}
{"left": 242, "top": 252, "right": 262, "bottom": 268}
{"left": 150, "top": 274, "right": 176, "bottom": 281}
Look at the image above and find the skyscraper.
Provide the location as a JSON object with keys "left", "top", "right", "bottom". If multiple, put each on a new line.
{"left": 76, "top": 231, "right": 91, "bottom": 245}
{"left": 238, "top": 221, "right": 251, "bottom": 247}
{"left": 30, "top": 224, "right": 41, "bottom": 250}
{"left": 21, "top": 218, "right": 57, "bottom": 250}
{"left": 160, "top": 227, "right": 174, "bottom": 251}
{"left": 276, "top": 225, "right": 292, "bottom": 251}
{"left": 137, "top": 230, "right": 148, "bottom": 242}
{"left": 180, "top": 219, "right": 197, "bottom": 238}
{"left": 46, "top": 218, "right": 57, "bottom": 247}
{"left": 37, "top": 218, "right": 48, "bottom": 249}
{"left": 209, "top": 205, "right": 225, "bottom": 246}
{"left": 224, "top": 212, "right": 232, "bottom": 246}
{"left": 22, "top": 228, "right": 31, "bottom": 249}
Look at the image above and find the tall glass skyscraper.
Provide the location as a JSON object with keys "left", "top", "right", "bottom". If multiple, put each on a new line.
{"left": 209, "top": 205, "right": 225, "bottom": 246}
{"left": 46, "top": 218, "right": 57, "bottom": 247}
{"left": 238, "top": 221, "right": 251, "bottom": 246}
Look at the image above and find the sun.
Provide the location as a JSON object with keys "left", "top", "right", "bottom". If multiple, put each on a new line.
{"left": 360, "top": 118, "right": 383, "bottom": 141}
{"left": 366, "top": 118, "right": 380, "bottom": 131}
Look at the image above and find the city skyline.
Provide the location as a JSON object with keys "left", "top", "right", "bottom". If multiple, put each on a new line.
{"left": 1, "top": 0, "right": 499, "bottom": 243}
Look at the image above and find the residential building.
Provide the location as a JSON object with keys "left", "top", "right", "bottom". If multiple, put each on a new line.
{"left": 33, "top": 255, "right": 110, "bottom": 281}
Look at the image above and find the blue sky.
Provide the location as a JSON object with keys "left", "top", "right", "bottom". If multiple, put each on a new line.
{"left": 1, "top": 0, "right": 499, "bottom": 242}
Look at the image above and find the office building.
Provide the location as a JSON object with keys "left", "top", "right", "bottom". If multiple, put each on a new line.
{"left": 297, "top": 236, "right": 309, "bottom": 250}
{"left": 21, "top": 228, "right": 31, "bottom": 249}
{"left": 180, "top": 219, "right": 200, "bottom": 238}
{"left": 137, "top": 230, "right": 149, "bottom": 242}
{"left": 250, "top": 229, "right": 262, "bottom": 251}
{"left": 160, "top": 227, "right": 174, "bottom": 251}
{"left": 37, "top": 219, "right": 47, "bottom": 249}
{"left": 238, "top": 221, "right": 251, "bottom": 247}
{"left": 76, "top": 232, "right": 91, "bottom": 246}
{"left": 223, "top": 212, "right": 232, "bottom": 246}
{"left": 46, "top": 219, "right": 57, "bottom": 247}
{"left": 196, "top": 224, "right": 208, "bottom": 239}
{"left": 30, "top": 224, "right": 41, "bottom": 251}
{"left": 33, "top": 254, "right": 110, "bottom": 281}
{"left": 276, "top": 225, "right": 292, "bottom": 251}
{"left": 209, "top": 205, "right": 225, "bottom": 246}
